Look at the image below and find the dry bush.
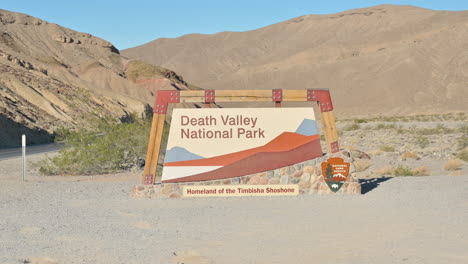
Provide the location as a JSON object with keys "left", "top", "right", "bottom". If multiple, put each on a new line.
{"left": 375, "top": 166, "right": 394, "bottom": 176}
{"left": 416, "top": 124, "right": 455, "bottom": 135}
{"left": 354, "top": 159, "right": 371, "bottom": 172}
{"left": 369, "top": 149, "right": 383, "bottom": 156}
{"left": 344, "top": 123, "right": 360, "bottom": 131}
{"left": 456, "top": 148, "right": 468, "bottom": 162}
{"left": 374, "top": 123, "right": 397, "bottom": 130}
{"left": 457, "top": 135, "right": 468, "bottom": 150}
{"left": 379, "top": 145, "right": 395, "bottom": 152}
{"left": 416, "top": 136, "right": 430, "bottom": 148}
{"left": 449, "top": 171, "right": 464, "bottom": 176}
{"left": 444, "top": 159, "right": 464, "bottom": 171}
{"left": 393, "top": 166, "right": 413, "bottom": 176}
{"left": 344, "top": 145, "right": 358, "bottom": 151}
{"left": 401, "top": 151, "right": 419, "bottom": 160}
{"left": 412, "top": 167, "right": 430, "bottom": 176}
{"left": 363, "top": 113, "right": 466, "bottom": 123}
{"left": 354, "top": 119, "right": 368, "bottom": 123}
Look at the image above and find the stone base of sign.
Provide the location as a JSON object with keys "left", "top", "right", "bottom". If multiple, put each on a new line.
{"left": 131, "top": 150, "right": 361, "bottom": 198}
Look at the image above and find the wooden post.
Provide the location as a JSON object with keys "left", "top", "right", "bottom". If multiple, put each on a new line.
{"left": 142, "top": 90, "right": 179, "bottom": 185}
{"left": 320, "top": 110, "right": 339, "bottom": 153}
{"left": 142, "top": 113, "right": 166, "bottom": 185}
{"left": 142, "top": 114, "right": 158, "bottom": 184}
{"left": 150, "top": 114, "right": 166, "bottom": 182}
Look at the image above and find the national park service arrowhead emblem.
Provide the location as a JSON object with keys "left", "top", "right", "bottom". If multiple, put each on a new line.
{"left": 321, "top": 157, "right": 350, "bottom": 192}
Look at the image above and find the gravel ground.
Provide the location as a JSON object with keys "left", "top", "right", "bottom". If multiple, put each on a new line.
{"left": 1, "top": 154, "right": 468, "bottom": 264}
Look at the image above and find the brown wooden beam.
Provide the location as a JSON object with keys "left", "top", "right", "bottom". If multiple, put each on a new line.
{"left": 149, "top": 114, "right": 166, "bottom": 183}
{"left": 179, "top": 90, "right": 309, "bottom": 102}
{"left": 320, "top": 110, "right": 340, "bottom": 153}
{"left": 142, "top": 113, "right": 166, "bottom": 185}
{"left": 142, "top": 114, "right": 159, "bottom": 184}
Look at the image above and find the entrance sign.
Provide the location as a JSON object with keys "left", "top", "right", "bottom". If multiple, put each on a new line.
{"left": 142, "top": 89, "right": 340, "bottom": 186}
{"left": 162, "top": 108, "right": 322, "bottom": 183}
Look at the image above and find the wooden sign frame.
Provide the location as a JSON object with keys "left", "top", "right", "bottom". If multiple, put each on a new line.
{"left": 142, "top": 89, "right": 339, "bottom": 185}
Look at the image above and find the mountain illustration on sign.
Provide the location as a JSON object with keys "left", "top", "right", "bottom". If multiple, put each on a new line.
{"left": 295, "top": 119, "right": 318, "bottom": 136}
{"left": 165, "top": 147, "right": 205, "bottom": 163}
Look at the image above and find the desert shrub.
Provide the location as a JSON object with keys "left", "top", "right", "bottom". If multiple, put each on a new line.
{"left": 456, "top": 148, "right": 468, "bottom": 162}
{"left": 379, "top": 145, "right": 395, "bottom": 152}
{"left": 39, "top": 116, "right": 152, "bottom": 175}
{"left": 457, "top": 134, "right": 468, "bottom": 150}
{"left": 369, "top": 149, "right": 383, "bottom": 156}
{"left": 443, "top": 159, "right": 464, "bottom": 171}
{"left": 416, "top": 136, "right": 430, "bottom": 148}
{"left": 455, "top": 112, "right": 466, "bottom": 121}
{"left": 412, "top": 167, "right": 430, "bottom": 176}
{"left": 354, "top": 119, "right": 367, "bottom": 124}
{"left": 361, "top": 114, "right": 466, "bottom": 123}
{"left": 375, "top": 124, "right": 385, "bottom": 129}
{"left": 396, "top": 127, "right": 406, "bottom": 134}
{"left": 376, "top": 166, "right": 427, "bottom": 177}
{"left": 458, "top": 124, "right": 468, "bottom": 134}
{"left": 417, "top": 124, "right": 455, "bottom": 135}
{"left": 393, "top": 166, "right": 413, "bottom": 176}
{"left": 354, "top": 159, "right": 371, "bottom": 172}
{"left": 374, "top": 123, "right": 397, "bottom": 130}
{"left": 344, "top": 123, "right": 360, "bottom": 131}
{"left": 126, "top": 60, "right": 168, "bottom": 82}
{"left": 401, "top": 151, "right": 419, "bottom": 160}
{"left": 375, "top": 166, "right": 394, "bottom": 176}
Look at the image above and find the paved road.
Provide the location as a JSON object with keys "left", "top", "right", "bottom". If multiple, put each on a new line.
{"left": 0, "top": 142, "right": 61, "bottom": 160}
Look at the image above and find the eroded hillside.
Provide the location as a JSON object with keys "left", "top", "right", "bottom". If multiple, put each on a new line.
{"left": 0, "top": 9, "right": 195, "bottom": 147}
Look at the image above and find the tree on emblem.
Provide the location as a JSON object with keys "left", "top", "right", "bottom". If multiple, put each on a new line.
{"left": 325, "top": 163, "right": 333, "bottom": 179}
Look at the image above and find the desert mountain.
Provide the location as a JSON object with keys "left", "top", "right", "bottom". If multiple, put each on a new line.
{"left": 123, "top": 5, "right": 468, "bottom": 117}
{"left": 0, "top": 9, "right": 196, "bottom": 147}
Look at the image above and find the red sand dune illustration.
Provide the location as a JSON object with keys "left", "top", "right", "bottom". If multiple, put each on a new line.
{"left": 165, "top": 132, "right": 320, "bottom": 167}
{"left": 162, "top": 136, "right": 323, "bottom": 183}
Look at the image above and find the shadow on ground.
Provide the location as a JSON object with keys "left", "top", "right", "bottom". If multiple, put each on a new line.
{"left": 359, "top": 177, "right": 392, "bottom": 194}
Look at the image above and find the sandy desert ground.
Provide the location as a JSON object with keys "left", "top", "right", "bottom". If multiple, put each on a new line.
{"left": 1, "top": 145, "right": 467, "bottom": 264}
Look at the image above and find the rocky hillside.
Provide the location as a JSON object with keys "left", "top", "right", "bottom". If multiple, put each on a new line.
{"left": 123, "top": 5, "right": 468, "bottom": 117}
{"left": 0, "top": 9, "right": 195, "bottom": 147}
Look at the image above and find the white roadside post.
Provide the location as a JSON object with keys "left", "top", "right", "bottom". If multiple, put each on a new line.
{"left": 22, "top": 134, "right": 26, "bottom": 182}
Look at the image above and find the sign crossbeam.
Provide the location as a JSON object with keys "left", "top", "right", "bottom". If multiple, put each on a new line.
{"left": 142, "top": 89, "right": 339, "bottom": 185}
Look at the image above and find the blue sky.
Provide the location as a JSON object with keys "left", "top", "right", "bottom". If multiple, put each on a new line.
{"left": 2, "top": 0, "right": 467, "bottom": 50}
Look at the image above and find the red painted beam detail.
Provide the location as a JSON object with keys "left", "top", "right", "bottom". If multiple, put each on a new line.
{"left": 307, "top": 89, "right": 333, "bottom": 112}
{"left": 144, "top": 174, "right": 154, "bottom": 185}
{"left": 154, "top": 90, "right": 180, "bottom": 114}
{"left": 205, "top": 89, "right": 215, "bottom": 103}
{"left": 272, "top": 89, "right": 283, "bottom": 102}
